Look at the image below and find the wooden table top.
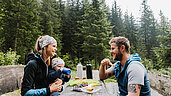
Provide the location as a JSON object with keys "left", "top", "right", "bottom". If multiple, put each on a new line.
{"left": 60, "top": 82, "right": 119, "bottom": 96}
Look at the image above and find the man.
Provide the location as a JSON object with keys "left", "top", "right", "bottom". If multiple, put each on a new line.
{"left": 99, "top": 36, "right": 151, "bottom": 96}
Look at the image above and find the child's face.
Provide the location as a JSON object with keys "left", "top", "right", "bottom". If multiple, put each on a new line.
{"left": 54, "top": 64, "right": 64, "bottom": 70}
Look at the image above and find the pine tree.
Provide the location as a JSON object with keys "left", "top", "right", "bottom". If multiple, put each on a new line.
{"left": 153, "top": 11, "right": 171, "bottom": 68}
{"left": 110, "top": 0, "right": 124, "bottom": 37}
{"left": 1, "top": 0, "right": 41, "bottom": 64}
{"left": 17, "top": 0, "right": 41, "bottom": 63}
{"left": 0, "top": 1, "right": 5, "bottom": 49}
{"left": 40, "top": 0, "right": 62, "bottom": 55}
{"left": 79, "top": 0, "right": 111, "bottom": 69}
{"left": 123, "top": 12, "right": 139, "bottom": 53}
{"left": 61, "top": 0, "right": 84, "bottom": 60}
{"left": 140, "top": 0, "right": 158, "bottom": 58}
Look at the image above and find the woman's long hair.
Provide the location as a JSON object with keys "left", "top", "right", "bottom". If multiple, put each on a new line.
{"left": 35, "top": 35, "right": 51, "bottom": 66}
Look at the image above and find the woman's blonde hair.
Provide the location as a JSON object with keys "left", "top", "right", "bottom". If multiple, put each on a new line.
{"left": 35, "top": 35, "right": 56, "bottom": 66}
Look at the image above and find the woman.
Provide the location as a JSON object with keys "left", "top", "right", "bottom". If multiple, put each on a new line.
{"left": 21, "top": 35, "right": 62, "bottom": 96}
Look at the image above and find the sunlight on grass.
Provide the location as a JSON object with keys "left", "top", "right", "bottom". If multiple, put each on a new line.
{"left": 2, "top": 89, "right": 21, "bottom": 96}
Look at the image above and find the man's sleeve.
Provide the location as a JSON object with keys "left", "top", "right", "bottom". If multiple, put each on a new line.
{"left": 127, "top": 63, "right": 145, "bottom": 85}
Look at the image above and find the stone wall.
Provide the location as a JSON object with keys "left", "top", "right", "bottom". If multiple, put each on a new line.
{"left": 148, "top": 71, "right": 171, "bottom": 96}
{"left": 0, "top": 65, "right": 25, "bottom": 95}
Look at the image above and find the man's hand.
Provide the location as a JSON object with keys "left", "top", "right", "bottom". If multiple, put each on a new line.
{"left": 99, "top": 58, "right": 115, "bottom": 80}
{"left": 128, "top": 84, "right": 141, "bottom": 96}
{"left": 101, "top": 58, "right": 111, "bottom": 66}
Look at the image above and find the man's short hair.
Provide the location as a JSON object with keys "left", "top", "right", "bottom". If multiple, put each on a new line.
{"left": 109, "top": 36, "right": 130, "bottom": 53}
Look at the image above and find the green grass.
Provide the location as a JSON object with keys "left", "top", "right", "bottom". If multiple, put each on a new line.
{"left": 104, "top": 78, "right": 117, "bottom": 83}
{"left": 2, "top": 89, "right": 21, "bottom": 96}
{"left": 70, "top": 70, "right": 77, "bottom": 79}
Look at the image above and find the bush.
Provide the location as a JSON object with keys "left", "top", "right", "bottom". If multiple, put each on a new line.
{"left": 141, "top": 58, "right": 153, "bottom": 70}
{"left": 0, "top": 51, "right": 5, "bottom": 65}
{"left": 0, "top": 48, "right": 21, "bottom": 66}
{"left": 62, "top": 53, "right": 78, "bottom": 70}
{"left": 150, "top": 68, "right": 171, "bottom": 76}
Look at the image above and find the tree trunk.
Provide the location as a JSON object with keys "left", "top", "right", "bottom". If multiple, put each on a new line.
{"left": 14, "top": 23, "right": 19, "bottom": 52}
{"left": 14, "top": 0, "right": 21, "bottom": 52}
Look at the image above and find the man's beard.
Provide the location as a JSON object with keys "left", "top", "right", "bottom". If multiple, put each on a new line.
{"left": 114, "top": 51, "right": 123, "bottom": 61}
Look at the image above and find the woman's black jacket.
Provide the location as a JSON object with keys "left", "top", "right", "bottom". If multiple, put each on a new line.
{"left": 21, "top": 54, "right": 62, "bottom": 96}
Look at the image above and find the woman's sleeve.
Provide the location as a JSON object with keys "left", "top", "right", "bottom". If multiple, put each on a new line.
{"left": 24, "top": 88, "right": 50, "bottom": 96}
{"left": 21, "top": 61, "right": 50, "bottom": 96}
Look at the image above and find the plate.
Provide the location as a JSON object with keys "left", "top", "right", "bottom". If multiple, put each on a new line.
{"left": 81, "top": 86, "right": 102, "bottom": 94}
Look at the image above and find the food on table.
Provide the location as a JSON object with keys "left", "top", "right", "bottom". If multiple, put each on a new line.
{"left": 73, "top": 83, "right": 88, "bottom": 88}
{"left": 74, "top": 77, "right": 80, "bottom": 79}
{"left": 72, "top": 83, "right": 88, "bottom": 92}
{"left": 86, "top": 83, "right": 101, "bottom": 91}
{"left": 69, "top": 79, "right": 99, "bottom": 86}
{"left": 70, "top": 79, "right": 102, "bottom": 92}
{"left": 82, "top": 77, "right": 86, "bottom": 79}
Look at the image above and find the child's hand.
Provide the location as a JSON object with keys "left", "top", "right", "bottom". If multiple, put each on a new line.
{"left": 66, "top": 74, "right": 70, "bottom": 78}
{"left": 60, "top": 67, "right": 64, "bottom": 71}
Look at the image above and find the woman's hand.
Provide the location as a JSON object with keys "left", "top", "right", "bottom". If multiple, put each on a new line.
{"left": 49, "top": 78, "right": 63, "bottom": 92}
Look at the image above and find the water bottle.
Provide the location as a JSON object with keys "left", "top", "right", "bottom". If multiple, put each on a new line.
{"left": 77, "top": 62, "right": 83, "bottom": 78}
{"left": 63, "top": 68, "right": 71, "bottom": 75}
{"left": 86, "top": 60, "right": 92, "bottom": 79}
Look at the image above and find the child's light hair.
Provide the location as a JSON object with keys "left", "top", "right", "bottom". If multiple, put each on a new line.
{"left": 52, "top": 58, "right": 65, "bottom": 68}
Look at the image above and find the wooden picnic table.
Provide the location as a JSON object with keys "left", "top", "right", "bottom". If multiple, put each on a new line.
{"left": 60, "top": 70, "right": 120, "bottom": 96}
{"left": 60, "top": 70, "right": 162, "bottom": 96}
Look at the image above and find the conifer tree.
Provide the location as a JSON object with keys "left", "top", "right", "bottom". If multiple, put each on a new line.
{"left": 140, "top": 0, "right": 158, "bottom": 58}
{"left": 79, "top": 0, "right": 111, "bottom": 69}
{"left": 110, "top": 0, "right": 124, "bottom": 37}
{"left": 123, "top": 12, "right": 139, "bottom": 53}
{"left": 1, "top": 0, "right": 41, "bottom": 63}
{"left": 153, "top": 11, "right": 171, "bottom": 68}
{"left": 0, "top": 1, "right": 5, "bottom": 49}
{"left": 61, "top": 0, "right": 84, "bottom": 60}
{"left": 40, "top": 0, "right": 62, "bottom": 55}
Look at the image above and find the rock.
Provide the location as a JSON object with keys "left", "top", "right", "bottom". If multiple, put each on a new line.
{"left": 0, "top": 65, "right": 25, "bottom": 95}
{"left": 148, "top": 71, "right": 171, "bottom": 96}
